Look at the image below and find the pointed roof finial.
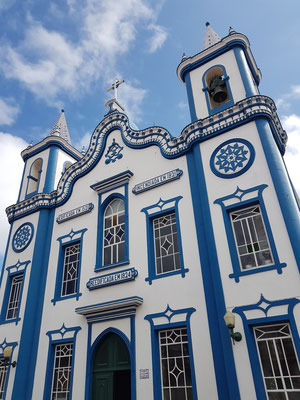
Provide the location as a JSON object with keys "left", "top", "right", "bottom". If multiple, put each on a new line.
{"left": 49, "top": 110, "right": 71, "bottom": 144}
{"left": 203, "top": 22, "right": 221, "bottom": 50}
{"left": 229, "top": 26, "right": 236, "bottom": 35}
{"left": 182, "top": 52, "right": 187, "bottom": 61}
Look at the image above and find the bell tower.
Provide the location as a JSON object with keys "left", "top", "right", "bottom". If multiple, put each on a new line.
{"left": 177, "top": 23, "right": 261, "bottom": 121}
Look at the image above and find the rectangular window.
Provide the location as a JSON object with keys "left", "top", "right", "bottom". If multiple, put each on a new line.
{"left": 6, "top": 274, "right": 23, "bottom": 320}
{"left": 0, "top": 357, "right": 8, "bottom": 399}
{"left": 61, "top": 243, "right": 80, "bottom": 297}
{"left": 230, "top": 205, "right": 273, "bottom": 270}
{"left": 254, "top": 323, "right": 300, "bottom": 399}
{"left": 51, "top": 343, "right": 73, "bottom": 400}
{"left": 159, "top": 327, "right": 193, "bottom": 400}
{"left": 153, "top": 212, "right": 181, "bottom": 275}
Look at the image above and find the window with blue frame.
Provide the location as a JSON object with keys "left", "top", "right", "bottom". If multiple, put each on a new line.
{"left": 26, "top": 158, "right": 42, "bottom": 197}
{"left": 0, "top": 357, "right": 9, "bottom": 398}
{"left": 5, "top": 274, "right": 24, "bottom": 320}
{"left": 214, "top": 185, "right": 286, "bottom": 282}
{"left": 141, "top": 197, "right": 188, "bottom": 285}
{"left": 52, "top": 228, "right": 86, "bottom": 304}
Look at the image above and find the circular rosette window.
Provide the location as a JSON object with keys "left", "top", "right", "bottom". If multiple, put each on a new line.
{"left": 12, "top": 222, "right": 34, "bottom": 253}
{"left": 210, "top": 138, "right": 255, "bottom": 178}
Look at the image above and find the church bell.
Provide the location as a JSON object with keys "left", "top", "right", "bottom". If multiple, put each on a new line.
{"left": 209, "top": 75, "right": 228, "bottom": 103}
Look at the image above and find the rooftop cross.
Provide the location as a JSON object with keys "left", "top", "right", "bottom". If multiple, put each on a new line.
{"left": 107, "top": 78, "right": 125, "bottom": 100}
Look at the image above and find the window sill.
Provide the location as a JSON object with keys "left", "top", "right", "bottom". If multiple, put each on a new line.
{"left": 145, "top": 268, "right": 189, "bottom": 285}
{"left": 0, "top": 317, "right": 21, "bottom": 325}
{"left": 229, "top": 262, "right": 287, "bottom": 282}
{"left": 95, "top": 260, "right": 130, "bottom": 272}
{"left": 51, "top": 292, "right": 82, "bottom": 305}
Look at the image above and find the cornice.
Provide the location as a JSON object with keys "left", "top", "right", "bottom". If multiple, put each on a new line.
{"left": 6, "top": 95, "right": 286, "bottom": 222}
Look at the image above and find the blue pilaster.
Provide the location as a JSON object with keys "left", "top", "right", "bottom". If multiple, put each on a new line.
{"left": 43, "top": 145, "right": 59, "bottom": 193}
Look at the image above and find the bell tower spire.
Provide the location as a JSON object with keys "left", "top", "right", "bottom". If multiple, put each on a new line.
{"left": 203, "top": 22, "right": 221, "bottom": 50}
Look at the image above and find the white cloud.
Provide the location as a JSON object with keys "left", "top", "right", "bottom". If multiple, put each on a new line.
{"left": 276, "top": 85, "right": 300, "bottom": 111}
{"left": 147, "top": 24, "right": 168, "bottom": 53}
{"left": 117, "top": 81, "right": 147, "bottom": 124}
{"left": 74, "top": 131, "right": 92, "bottom": 152}
{"left": 0, "top": 132, "right": 28, "bottom": 258}
{"left": 282, "top": 114, "right": 300, "bottom": 196}
{"left": 0, "top": 0, "right": 166, "bottom": 112}
{"left": 0, "top": 98, "right": 19, "bottom": 126}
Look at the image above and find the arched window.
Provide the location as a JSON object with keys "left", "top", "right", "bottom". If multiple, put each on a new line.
{"left": 62, "top": 161, "right": 72, "bottom": 174}
{"left": 103, "top": 198, "right": 125, "bottom": 266}
{"left": 26, "top": 158, "right": 42, "bottom": 197}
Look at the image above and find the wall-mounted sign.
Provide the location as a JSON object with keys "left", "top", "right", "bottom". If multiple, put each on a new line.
{"left": 139, "top": 369, "right": 149, "bottom": 379}
{"left": 86, "top": 268, "right": 138, "bottom": 290}
{"left": 56, "top": 203, "right": 94, "bottom": 224}
{"left": 132, "top": 169, "right": 183, "bottom": 195}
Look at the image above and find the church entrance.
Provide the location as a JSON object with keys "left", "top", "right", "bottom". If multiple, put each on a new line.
{"left": 92, "top": 333, "right": 131, "bottom": 400}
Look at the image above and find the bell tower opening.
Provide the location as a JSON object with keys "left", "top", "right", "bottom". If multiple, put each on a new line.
{"left": 205, "top": 66, "right": 230, "bottom": 109}
{"left": 91, "top": 332, "right": 131, "bottom": 400}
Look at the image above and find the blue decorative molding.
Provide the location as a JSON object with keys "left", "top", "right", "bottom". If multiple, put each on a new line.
{"left": 12, "top": 222, "right": 34, "bottom": 253}
{"left": 86, "top": 267, "right": 138, "bottom": 290}
{"left": 210, "top": 138, "right": 255, "bottom": 178}
{"left": 233, "top": 295, "right": 300, "bottom": 400}
{"left": 52, "top": 228, "right": 87, "bottom": 305}
{"left": 90, "top": 170, "right": 133, "bottom": 194}
{"left": 141, "top": 196, "right": 188, "bottom": 284}
{"left": 132, "top": 169, "right": 183, "bottom": 195}
{"left": 56, "top": 203, "right": 94, "bottom": 224}
{"left": 145, "top": 305, "right": 197, "bottom": 400}
{"left": 214, "top": 185, "right": 287, "bottom": 282}
{"left": 0, "top": 338, "right": 18, "bottom": 400}
{"left": 0, "top": 260, "right": 30, "bottom": 325}
{"left": 5, "top": 95, "right": 286, "bottom": 223}
{"left": 43, "top": 323, "right": 81, "bottom": 400}
{"left": 105, "top": 138, "right": 123, "bottom": 164}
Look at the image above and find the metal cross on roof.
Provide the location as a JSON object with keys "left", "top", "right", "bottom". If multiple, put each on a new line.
{"left": 107, "top": 78, "right": 125, "bottom": 100}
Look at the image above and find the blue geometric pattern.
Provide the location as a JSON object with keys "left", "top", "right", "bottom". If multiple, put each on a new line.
{"left": 105, "top": 139, "right": 123, "bottom": 164}
{"left": 12, "top": 223, "right": 34, "bottom": 253}
{"left": 210, "top": 138, "right": 255, "bottom": 179}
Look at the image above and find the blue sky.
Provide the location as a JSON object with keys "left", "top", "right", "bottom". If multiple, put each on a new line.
{"left": 1, "top": 0, "right": 300, "bottom": 263}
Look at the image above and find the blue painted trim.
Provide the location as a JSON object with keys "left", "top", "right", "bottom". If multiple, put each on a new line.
{"left": 22, "top": 138, "right": 81, "bottom": 162}
{"left": 43, "top": 145, "right": 59, "bottom": 193}
{"left": 130, "top": 315, "right": 136, "bottom": 400}
{"left": 12, "top": 208, "right": 55, "bottom": 399}
{"left": 95, "top": 191, "right": 129, "bottom": 271}
{"left": 12, "top": 222, "right": 34, "bottom": 253}
{"left": 233, "top": 295, "right": 300, "bottom": 400}
{"left": 233, "top": 46, "right": 258, "bottom": 97}
{"left": 43, "top": 323, "right": 81, "bottom": 400}
{"left": 214, "top": 185, "right": 286, "bottom": 282}
{"left": 17, "top": 159, "right": 27, "bottom": 202}
{"left": 256, "top": 119, "right": 300, "bottom": 272}
{"left": 145, "top": 305, "right": 197, "bottom": 400}
{"left": 0, "top": 224, "right": 13, "bottom": 288}
{"left": 0, "top": 339, "right": 18, "bottom": 400}
{"left": 87, "top": 267, "right": 138, "bottom": 290}
{"left": 52, "top": 228, "right": 87, "bottom": 305}
{"left": 86, "top": 327, "right": 135, "bottom": 400}
{"left": 185, "top": 72, "right": 197, "bottom": 122}
{"left": 0, "top": 260, "right": 30, "bottom": 325}
{"left": 25, "top": 158, "right": 43, "bottom": 198}
{"left": 178, "top": 37, "right": 261, "bottom": 86}
{"left": 202, "top": 65, "right": 234, "bottom": 116}
{"left": 186, "top": 146, "right": 240, "bottom": 399}
{"left": 90, "top": 170, "right": 133, "bottom": 194}
{"left": 141, "top": 196, "right": 188, "bottom": 284}
{"left": 210, "top": 138, "right": 255, "bottom": 178}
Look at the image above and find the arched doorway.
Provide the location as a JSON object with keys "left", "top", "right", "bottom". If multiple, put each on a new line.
{"left": 92, "top": 332, "right": 131, "bottom": 400}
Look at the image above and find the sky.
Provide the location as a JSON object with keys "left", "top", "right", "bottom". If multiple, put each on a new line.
{"left": 0, "top": 0, "right": 300, "bottom": 264}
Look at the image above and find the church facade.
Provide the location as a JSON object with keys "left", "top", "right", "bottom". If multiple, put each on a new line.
{"left": 0, "top": 24, "right": 300, "bottom": 400}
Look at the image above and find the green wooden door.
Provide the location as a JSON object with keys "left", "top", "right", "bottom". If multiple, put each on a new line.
{"left": 92, "top": 333, "right": 131, "bottom": 400}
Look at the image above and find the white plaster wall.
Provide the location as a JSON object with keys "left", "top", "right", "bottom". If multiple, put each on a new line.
{"left": 189, "top": 49, "right": 253, "bottom": 120}
{"left": 33, "top": 128, "right": 219, "bottom": 399}
{"left": 199, "top": 120, "right": 300, "bottom": 399}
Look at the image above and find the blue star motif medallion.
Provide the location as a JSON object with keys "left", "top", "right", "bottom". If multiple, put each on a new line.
{"left": 105, "top": 138, "right": 124, "bottom": 164}
{"left": 12, "top": 222, "right": 34, "bottom": 253}
{"left": 210, "top": 138, "right": 255, "bottom": 179}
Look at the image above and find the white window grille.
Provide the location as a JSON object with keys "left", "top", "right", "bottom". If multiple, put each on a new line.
{"left": 51, "top": 343, "right": 73, "bottom": 400}
{"left": 159, "top": 328, "right": 193, "bottom": 400}
{"left": 61, "top": 243, "right": 80, "bottom": 297}
{"left": 103, "top": 199, "right": 125, "bottom": 265}
{"left": 0, "top": 357, "right": 8, "bottom": 399}
{"left": 254, "top": 323, "right": 300, "bottom": 399}
{"left": 6, "top": 274, "right": 23, "bottom": 320}
{"left": 153, "top": 213, "right": 181, "bottom": 275}
{"left": 230, "top": 205, "right": 273, "bottom": 270}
